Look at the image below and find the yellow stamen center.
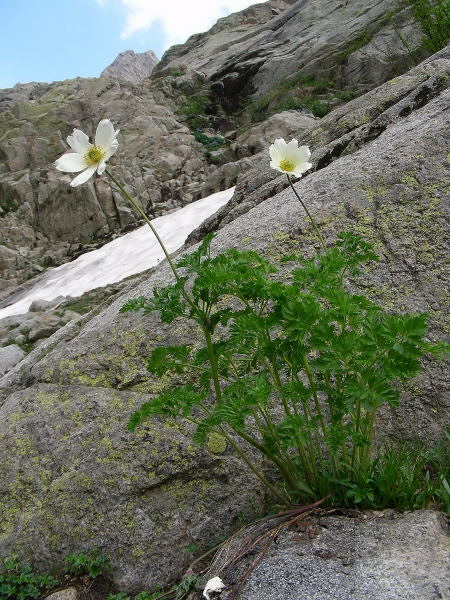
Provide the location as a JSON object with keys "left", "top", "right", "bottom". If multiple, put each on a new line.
{"left": 84, "top": 145, "right": 105, "bottom": 166}
{"left": 279, "top": 158, "right": 295, "bottom": 172}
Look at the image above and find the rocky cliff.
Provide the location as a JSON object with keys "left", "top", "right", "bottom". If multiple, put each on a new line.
{"left": 100, "top": 50, "right": 159, "bottom": 83}
{"left": 0, "top": 38, "right": 449, "bottom": 594}
{"left": 0, "top": 0, "right": 426, "bottom": 301}
{"left": 0, "top": 1, "right": 448, "bottom": 597}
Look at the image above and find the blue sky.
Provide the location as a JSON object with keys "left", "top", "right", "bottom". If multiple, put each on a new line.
{"left": 0, "top": 0, "right": 255, "bottom": 89}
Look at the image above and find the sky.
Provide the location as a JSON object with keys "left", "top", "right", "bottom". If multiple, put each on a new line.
{"left": 0, "top": 0, "right": 256, "bottom": 89}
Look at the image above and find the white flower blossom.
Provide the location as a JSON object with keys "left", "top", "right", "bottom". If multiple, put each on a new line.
{"left": 203, "top": 576, "right": 225, "bottom": 599}
{"left": 269, "top": 138, "right": 312, "bottom": 178}
{"left": 55, "top": 119, "right": 119, "bottom": 187}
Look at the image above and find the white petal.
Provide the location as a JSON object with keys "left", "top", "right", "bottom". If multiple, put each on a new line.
{"left": 95, "top": 119, "right": 116, "bottom": 148}
{"left": 292, "top": 145, "right": 311, "bottom": 163}
{"left": 298, "top": 145, "right": 311, "bottom": 160}
{"left": 97, "top": 161, "right": 107, "bottom": 175}
{"left": 67, "top": 129, "right": 90, "bottom": 153}
{"left": 55, "top": 152, "right": 87, "bottom": 172}
{"left": 273, "top": 138, "right": 288, "bottom": 153}
{"left": 270, "top": 161, "right": 286, "bottom": 174}
{"left": 104, "top": 138, "right": 119, "bottom": 160}
{"left": 70, "top": 166, "right": 97, "bottom": 187}
{"left": 293, "top": 162, "right": 312, "bottom": 177}
{"left": 287, "top": 138, "right": 299, "bottom": 150}
{"left": 269, "top": 144, "right": 281, "bottom": 162}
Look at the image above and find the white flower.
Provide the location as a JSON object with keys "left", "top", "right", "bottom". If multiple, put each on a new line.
{"left": 55, "top": 119, "right": 119, "bottom": 187}
{"left": 269, "top": 138, "right": 312, "bottom": 178}
{"left": 203, "top": 576, "right": 225, "bottom": 600}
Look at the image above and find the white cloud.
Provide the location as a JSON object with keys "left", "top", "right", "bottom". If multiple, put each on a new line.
{"left": 116, "top": 0, "right": 255, "bottom": 48}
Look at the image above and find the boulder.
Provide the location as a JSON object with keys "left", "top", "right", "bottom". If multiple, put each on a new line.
{"left": 29, "top": 296, "right": 66, "bottom": 312}
{"left": 28, "top": 315, "right": 60, "bottom": 342}
{"left": 0, "top": 344, "right": 25, "bottom": 376}
{"left": 0, "top": 384, "right": 263, "bottom": 592}
{"left": 44, "top": 589, "right": 78, "bottom": 600}
{"left": 211, "top": 510, "right": 449, "bottom": 600}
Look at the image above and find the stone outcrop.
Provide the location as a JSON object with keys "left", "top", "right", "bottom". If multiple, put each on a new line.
{"left": 0, "top": 0, "right": 425, "bottom": 300}
{"left": 154, "top": 0, "right": 424, "bottom": 103}
{"left": 0, "top": 76, "right": 206, "bottom": 297}
{"left": 100, "top": 50, "right": 159, "bottom": 83}
{"left": 188, "top": 45, "right": 450, "bottom": 243}
{"left": 0, "top": 44, "right": 448, "bottom": 592}
{"left": 0, "top": 384, "right": 263, "bottom": 592}
{"left": 208, "top": 510, "right": 449, "bottom": 600}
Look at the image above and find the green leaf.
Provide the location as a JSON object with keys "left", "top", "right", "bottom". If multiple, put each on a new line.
{"left": 176, "top": 233, "right": 214, "bottom": 272}
{"left": 147, "top": 345, "right": 192, "bottom": 375}
{"left": 128, "top": 385, "right": 205, "bottom": 429}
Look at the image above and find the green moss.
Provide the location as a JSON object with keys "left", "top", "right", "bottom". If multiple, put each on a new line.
{"left": 205, "top": 432, "right": 227, "bottom": 454}
{"left": 400, "top": 174, "right": 420, "bottom": 186}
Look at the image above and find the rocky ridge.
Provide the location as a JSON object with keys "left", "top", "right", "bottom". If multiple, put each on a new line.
{"left": 0, "top": 1, "right": 449, "bottom": 597}
{"left": 0, "top": 0, "right": 425, "bottom": 300}
{"left": 100, "top": 50, "right": 159, "bottom": 83}
{"left": 0, "top": 41, "right": 448, "bottom": 593}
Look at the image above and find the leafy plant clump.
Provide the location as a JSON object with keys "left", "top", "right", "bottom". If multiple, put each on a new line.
{"left": 121, "top": 231, "right": 446, "bottom": 508}
{"left": 410, "top": 0, "right": 450, "bottom": 53}
{"left": 0, "top": 558, "right": 57, "bottom": 600}
{"left": 65, "top": 549, "right": 110, "bottom": 580}
{"left": 246, "top": 73, "right": 358, "bottom": 122}
{"left": 194, "top": 130, "right": 226, "bottom": 151}
{"left": 179, "top": 90, "right": 221, "bottom": 131}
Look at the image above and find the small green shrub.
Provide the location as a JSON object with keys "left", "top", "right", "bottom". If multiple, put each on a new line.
{"left": 134, "top": 592, "right": 157, "bottom": 600}
{"left": 410, "top": 0, "right": 450, "bottom": 53}
{"left": 246, "top": 73, "right": 351, "bottom": 121}
{"left": 63, "top": 299, "right": 92, "bottom": 315}
{"left": 0, "top": 558, "right": 57, "bottom": 600}
{"left": 106, "top": 593, "right": 130, "bottom": 600}
{"left": 174, "top": 574, "right": 198, "bottom": 600}
{"left": 180, "top": 92, "right": 219, "bottom": 130}
{"left": 65, "top": 550, "right": 109, "bottom": 580}
{"left": 122, "top": 231, "right": 446, "bottom": 508}
{"left": 321, "top": 437, "right": 450, "bottom": 511}
{"left": 194, "top": 130, "right": 226, "bottom": 152}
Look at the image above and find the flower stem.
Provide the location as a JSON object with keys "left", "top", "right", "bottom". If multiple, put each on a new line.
{"left": 287, "top": 174, "right": 326, "bottom": 251}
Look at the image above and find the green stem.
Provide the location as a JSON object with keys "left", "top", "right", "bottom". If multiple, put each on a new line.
{"left": 363, "top": 405, "right": 378, "bottom": 468}
{"left": 351, "top": 398, "right": 362, "bottom": 472}
{"left": 302, "top": 356, "right": 327, "bottom": 439}
{"left": 219, "top": 426, "right": 291, "bottom": 505}
{"left": 201, "top": 322, "right": 223, "bottom": 403}
{"left": 287, "top": 174, "right": 326, "bottom": 252}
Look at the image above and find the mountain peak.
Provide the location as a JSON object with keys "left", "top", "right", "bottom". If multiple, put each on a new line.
{"left": 100, "top": 49, "right": 159, "bottom": 83}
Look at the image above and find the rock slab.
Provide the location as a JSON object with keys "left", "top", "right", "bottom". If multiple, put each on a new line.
{"left": 221, "top": 511, "right": 449, "bottom": 600}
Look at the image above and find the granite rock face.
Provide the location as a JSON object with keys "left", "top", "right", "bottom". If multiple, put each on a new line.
{"left": 0, "top": 384, "right": 263, "bottom": 592}
{"left": 100, "top": 50, "right": 159, "bottom": 83}
{"left": 0, "top": 46, "right": 448, "bottom": 592}
{"left": 210, "top": 511, "right": 449, "bottom": 600}
{"left": 188, "top": 45, "right": 450, "bottom": 243}
{"left": 0, "top": 0, "right": 424, "bottom": 299}
{"left": 154, "top": 0, "right": 423, "bottom": 101}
